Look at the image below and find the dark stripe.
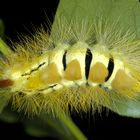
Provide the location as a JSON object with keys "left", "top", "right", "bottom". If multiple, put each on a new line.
{"left": 48, "top": 84, "right": 57, "bottom": 89}
{"left": 85, "top": 48, "right": 92, "bottom": 79}
{"left": 21, "top": 62, "right": 46, "bottom": 76}
{"left": 62, "top": 51, "right": 67, "bottom": 70}
{"left": 105, "top": 57, "right": 114, "bottom": 81}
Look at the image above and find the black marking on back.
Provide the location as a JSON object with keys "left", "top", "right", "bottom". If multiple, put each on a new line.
{"left": 21, "top": 62, "right": 46, "bottom": 76}
{"left": 62, "top": 51, "right": 67, "bottom": 71}
{"left": 48, "top": 84, "right": 57, "bottom": 89}
{"left": 105, "top": 57, "right": 114, "bottom": 82}
{"left": 85, "top": 48, "right": 92, "bottom": 79}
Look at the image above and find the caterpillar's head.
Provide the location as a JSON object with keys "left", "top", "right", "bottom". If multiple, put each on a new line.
{"left": 0, "top": 79, "right": 13, "bottom": 88}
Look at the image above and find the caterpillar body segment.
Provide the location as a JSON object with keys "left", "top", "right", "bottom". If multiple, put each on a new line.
{"left": 0, "top": 17, "right": 140, "bottom": 115}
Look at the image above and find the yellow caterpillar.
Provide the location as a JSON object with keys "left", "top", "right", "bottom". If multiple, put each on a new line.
{"left": 0, "top": 16, "right": 140, "bottom": 116}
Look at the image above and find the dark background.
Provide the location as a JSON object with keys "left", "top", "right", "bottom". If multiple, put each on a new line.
{"left": 0, "top": 0, "right": 140, "bottom": 140}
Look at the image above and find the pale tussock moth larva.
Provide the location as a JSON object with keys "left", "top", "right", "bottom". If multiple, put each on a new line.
{"left": 0, "top": 15, "right": 140, "bottom": 116}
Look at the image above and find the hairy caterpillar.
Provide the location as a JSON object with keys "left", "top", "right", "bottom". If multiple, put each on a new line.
{"left": 0, "top": 14, "right": 140, "bottom": 116}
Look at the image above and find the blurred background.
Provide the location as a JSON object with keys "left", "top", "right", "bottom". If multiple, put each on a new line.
{"left": 0, "top": 0, "right": 140, "bottom": 140}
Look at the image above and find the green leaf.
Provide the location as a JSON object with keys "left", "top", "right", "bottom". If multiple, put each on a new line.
{"left": 107, "top": 96, "right": 140, "bottom": 118}
{"left": 0, "top": 90, "right": 11, "bottom": 114}
{"left": 0, "top": 108, "right": 18, "bottom": 123}
{"left": 25, "top": 121, "right": 49, "bottom": 138}
{"left": 0, "top": 96, "right": 9, "bottom": 113}
{"left": 52, "top": 0, "right": 140, "bottom": 118}
{"left": 25, "top": 112, "right": 87, "bottom": 140}
{"left": 0, "top": 19, "right": 5, "bottom": 38}
{"left": 40, "top": 113, "right": 87, "bottom": 140}
{"left": 0, "top": 38, "right": 12, "bottom": 57}
{"left": 53, "top": 0, "right": 140, "bottom": 35}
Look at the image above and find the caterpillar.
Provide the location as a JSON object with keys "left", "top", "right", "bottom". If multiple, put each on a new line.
{"left": 0, "top": 15, "right": 140, "bottom": 116}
